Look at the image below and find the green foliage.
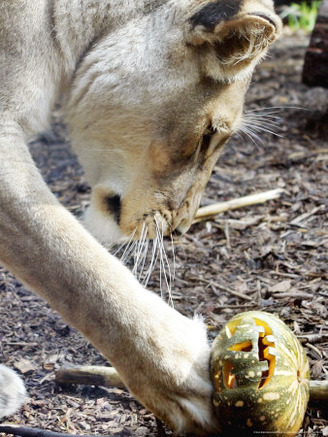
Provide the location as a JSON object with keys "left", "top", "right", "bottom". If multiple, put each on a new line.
{"left": 280, "top": 1, "right": 321, "bottom": 33}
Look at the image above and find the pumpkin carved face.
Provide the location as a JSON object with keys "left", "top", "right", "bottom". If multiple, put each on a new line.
{"left": 210, "top": 311, "right": 310, "bottom": 436}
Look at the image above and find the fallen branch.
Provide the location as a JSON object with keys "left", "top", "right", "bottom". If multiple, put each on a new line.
{"left": 55, "top": 366, "right": 328, "bottom": 402}
{"left": 55, "top": 365, "right": 125, "bottom": 388}
{"left": 193, "top": 188, "right": 284, "bottom": 224}
{"left": 309, "top": 380, "right": 328, "bottom": 402}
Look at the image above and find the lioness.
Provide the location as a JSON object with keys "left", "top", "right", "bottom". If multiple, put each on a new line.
{"left": 0, "top": 0, "right": 281, "bottom": 433}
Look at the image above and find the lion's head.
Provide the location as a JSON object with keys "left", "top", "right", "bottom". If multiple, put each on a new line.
{"left": 66, "top": 0, "right": 281, "bottom": 244}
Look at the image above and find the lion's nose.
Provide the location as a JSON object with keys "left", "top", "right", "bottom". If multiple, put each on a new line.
{"left": 175, "top": 218, "right": 192, "bottom": 236}
{"left": 105, "top": 195, "right": 121, "bottom": 224}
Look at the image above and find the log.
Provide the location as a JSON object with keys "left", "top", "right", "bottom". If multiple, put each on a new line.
{"left": 55, "top": 365, "right": 125, "bottom": 388}
{"left": 309, "top": 380, "right": 328, "bottom": 402}
{"left": 303, "top": 0, "right": 328, "bottom": 88}
{"left": 193, "top": 188, "right": 284, "bottom": 224}
{"left": 55, "top": 366, "right": 328, "bottom": 402}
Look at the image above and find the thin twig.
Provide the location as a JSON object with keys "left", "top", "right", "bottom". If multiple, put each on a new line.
{"left": 193, "top": 188, "right": 284, "bottom": 223}
{"left": 209, "top": 280, "right": 254, "bottom": 301}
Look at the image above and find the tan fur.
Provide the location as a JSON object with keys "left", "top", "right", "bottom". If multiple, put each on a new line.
{"left": 0, "top": 0, "right": 281, "bottom": 432}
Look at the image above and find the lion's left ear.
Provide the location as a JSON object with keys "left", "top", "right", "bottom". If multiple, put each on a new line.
{"left": 186, "top": 0, "right": 282, "bottom": 80}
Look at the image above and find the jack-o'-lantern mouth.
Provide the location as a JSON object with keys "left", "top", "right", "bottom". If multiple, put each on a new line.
{"left": 213, "top": 316, "right": 277, "bottom": 392}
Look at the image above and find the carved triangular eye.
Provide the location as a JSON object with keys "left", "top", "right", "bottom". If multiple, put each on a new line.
{"left": 187, "top": 1, "right": 282, "bottom": 81}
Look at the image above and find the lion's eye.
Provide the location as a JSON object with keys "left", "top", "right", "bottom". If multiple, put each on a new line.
{"left": 201, "top": 125, "right": 216, "bottom": 151}
{"left": 204, "top": 125, "right": 215, "bottom": 135}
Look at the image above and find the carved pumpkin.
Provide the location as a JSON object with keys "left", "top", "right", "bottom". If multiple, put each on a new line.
{"left": 211, "top": 311, "right": 309, "bottom": 437}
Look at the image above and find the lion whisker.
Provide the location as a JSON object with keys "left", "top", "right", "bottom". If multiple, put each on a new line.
{"left": 155, "top": 217, "right": 174, "bottom": 307}
{"left": 113, "top": 228, "right": 137, "bottom": 258}
{"left": 244, "top": 115, "right": 284, "bottom": 129}
{"left": 245, "top": 113, "right": 283, "bottom": 122}
{"left": 113, "top": 218, "right": 175, "bottom": 301}
{"left": 243, "top": 112, "right": 284, "bottom": 136}
{"left": 132, "top": 223, "right": 147, "bottom": 276}
{"left": 154, "top": 219, "right": 164, "bottom": 297}
{"left": 237, "top": 125, "right": 264, "bottom": 148}
{"left": 170, "top": 233, "right": 176, "bottom": 283}
{"left": 245, "top": 106, "right": 281, "bottom": 114}
{"left": 142, "top": 235, "right": 159, "bottom": 287}
{"left": 245, "top": 116, "right": 282, "bottom": 128}
{"left": 138, "top": 236, "right": 149, "bottom": 281}
{"left": 247, "top": 123, "right": 284, "bottom": 138}
{"left": 121, "top": 234, "right": 139, "bottom": 265}
{"left": 237, "top": 105, "right": 286, "bottom": 150}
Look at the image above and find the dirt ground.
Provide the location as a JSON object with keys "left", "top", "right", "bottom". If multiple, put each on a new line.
{"left": 0, "top": 29, "right": 327, "bottom": 436}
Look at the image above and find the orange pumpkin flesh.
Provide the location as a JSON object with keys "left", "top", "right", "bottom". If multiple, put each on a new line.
{"left": 210, "top": 311, "right": 310, "bottom": 436}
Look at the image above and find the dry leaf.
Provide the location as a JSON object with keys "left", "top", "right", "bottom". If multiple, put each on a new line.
{"left": 269, "top": 280, "right": 292, "bottom": 293}
{"left": 14, "top": 358, "right": 36, "bottom": 374}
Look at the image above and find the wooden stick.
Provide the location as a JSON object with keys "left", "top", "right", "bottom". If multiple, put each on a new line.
{"left": 309, "top": 380, "right": 328, "bottom": 402}
{"left": 206, "top": 279, "right": 253, "bottom": 302}
{"left": 193, "top": 188, "right": 284, "bottom": 224}
{"left": 55, "top": 366, "right": 328, "bottom": 402}
{"left": 55, "top": 365, "right": 125, "bottom": 388}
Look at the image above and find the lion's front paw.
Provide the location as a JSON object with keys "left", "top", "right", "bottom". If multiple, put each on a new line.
{"left": 0, "top": 364, "right": 27, "bottom": 419}
{"left": 156, "top": 376, "right": 220, "bottom": 435}
{"left": 149, "top": 321, "right": 219, "bottom": 435}
{"left": 118, "top": 313, "right": 219, "bottom": 435}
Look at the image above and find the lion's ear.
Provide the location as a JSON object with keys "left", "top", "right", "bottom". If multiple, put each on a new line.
{"left": 187, "top": 0, "right": 282, "bottom": 80}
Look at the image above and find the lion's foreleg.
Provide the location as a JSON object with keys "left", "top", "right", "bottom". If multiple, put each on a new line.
{"left": 0, "top": 128, "right": 217, "bottom": 433}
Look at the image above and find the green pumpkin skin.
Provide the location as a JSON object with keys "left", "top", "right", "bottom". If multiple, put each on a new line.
{"left": 211, "top": 311, "right": 310, "bottom": 437}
